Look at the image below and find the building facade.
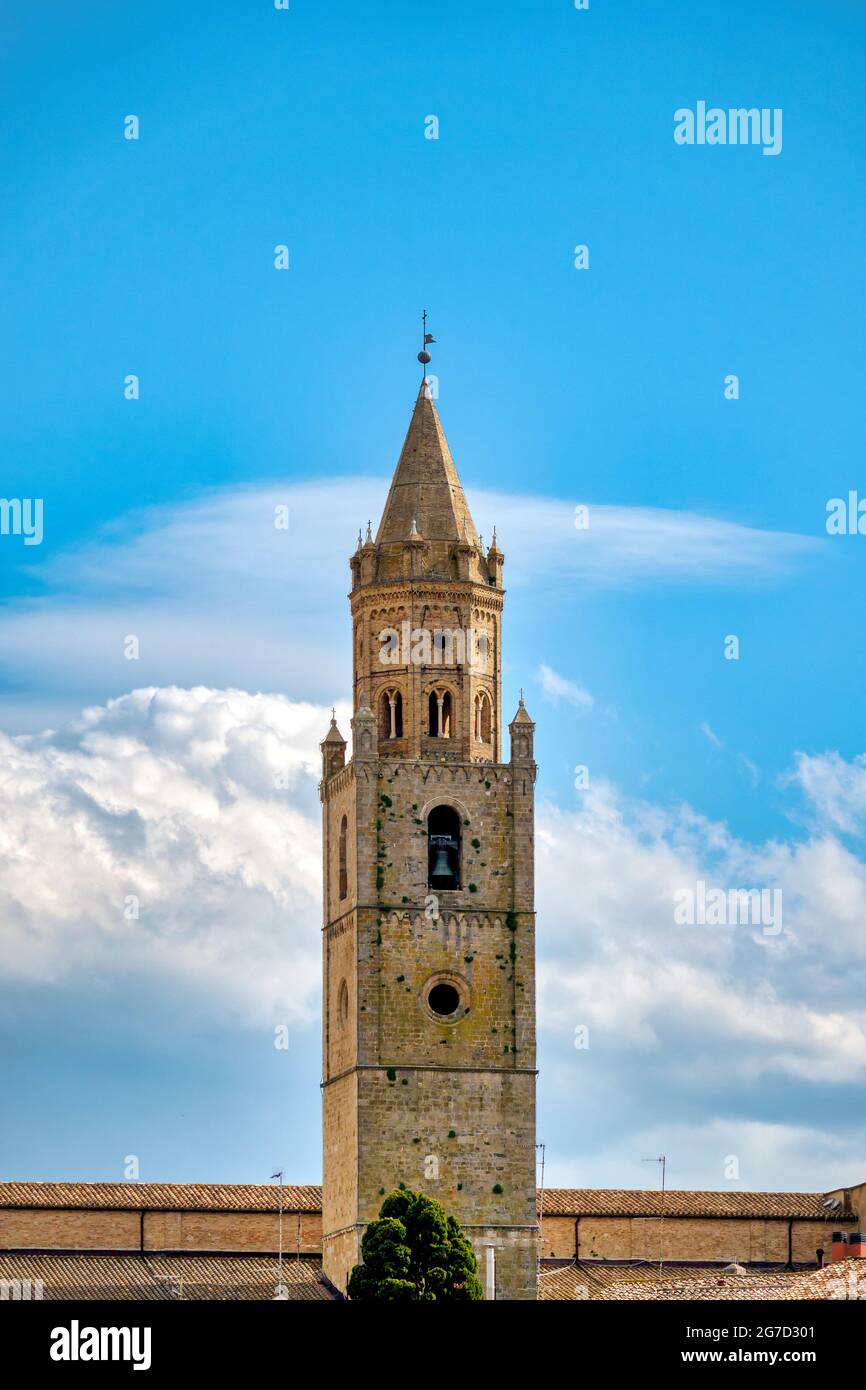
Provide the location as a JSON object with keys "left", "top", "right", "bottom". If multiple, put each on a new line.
{"left": 319, "top": 377, "right": 538, "bottom": 1298}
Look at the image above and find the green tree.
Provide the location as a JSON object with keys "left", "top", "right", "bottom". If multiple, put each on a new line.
{"left": 347, "top": 1189, "right": 484, "bottom": 1301}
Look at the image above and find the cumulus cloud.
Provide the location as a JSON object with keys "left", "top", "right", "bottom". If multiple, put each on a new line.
{"left": 0, "top": 685, "right": 346, "bottom": 1025}
{"left": 2, "top": 683, "right": 864, "bottom": 1188}
{"left": 537, "top": 780, "right": 866, "bottom": 1091}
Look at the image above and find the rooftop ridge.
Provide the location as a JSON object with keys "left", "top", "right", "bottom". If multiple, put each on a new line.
{"left": 0, "top": 1181, "right": 852, "bottom": 1220}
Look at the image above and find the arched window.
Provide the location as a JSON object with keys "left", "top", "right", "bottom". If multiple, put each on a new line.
{"left": 338, "top": 815, "right": 348, "bottom": 900}
{"left": 428, "top": 688, "right": 452, "bottom": 738}
{"left": 475, "top": 691, "right": 491, "bottom": 743}
{"left": 337, "top": 978, "right": 349, "bottom": 1031}
{"left": 427, "top": 804, "right": 461, "bottom": 889}
{"left": 379, "top": 689, "right": 403, "bottom": 740}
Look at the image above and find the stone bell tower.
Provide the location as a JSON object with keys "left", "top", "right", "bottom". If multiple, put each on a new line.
{"left": 319, "top": 367, "right": 537, "bottom": 1300}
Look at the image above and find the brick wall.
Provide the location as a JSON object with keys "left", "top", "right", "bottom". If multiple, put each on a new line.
{"left": 0, "top": 1207, "right": 322, "bottom": 1254}
{"left": 539, "top": 1213, "right": 857, "bottom": 1264}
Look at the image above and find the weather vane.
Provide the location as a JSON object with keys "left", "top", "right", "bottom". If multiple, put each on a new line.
{"left": 418, "top": 309, "right": 435, "bottom": 374}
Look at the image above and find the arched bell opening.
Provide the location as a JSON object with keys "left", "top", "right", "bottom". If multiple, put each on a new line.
{"left": 379, "top": 688, "right": 404, "bottom": 740}
{"left": 475, "top": 690, "right": 492, "bottom": 743}
{"left": 428, "top": 688, "right": 452, "bottom": 738}
{"left": 427, "top": 804, "right": 461, "bottom": 890}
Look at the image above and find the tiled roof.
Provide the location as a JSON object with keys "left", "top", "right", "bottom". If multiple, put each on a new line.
{"left": 539, "top": 1262, "right": 807, "bottom": 1302}
{"left": 778, "top": 1258, "right": 866, "bottom": 1301}
{"left": 538, "top": 1189, "right": 849, "bottom": 1220}
{"left": 7, "top": 1250, "right": 861, "bottom": 1301}
{"left": 0, "top": 1181, "right": 851, "bottom": 1222}
{"left": 0, "top": 1182, "right": 322, "bottom": 1213}
{"left": 0, "top": 1251, "right": 335, "bottom": 1301}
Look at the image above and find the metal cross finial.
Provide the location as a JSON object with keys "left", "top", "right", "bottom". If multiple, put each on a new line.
{"left": 418, "top": 310, "right": 435, "bottom": 374}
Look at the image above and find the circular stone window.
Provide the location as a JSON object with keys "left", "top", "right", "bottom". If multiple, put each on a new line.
{"left": 422, "top": 973, "right": 469, "bottom": 1022}
{"left": 428, "top": 982, "right": 460, "bottom": 1017}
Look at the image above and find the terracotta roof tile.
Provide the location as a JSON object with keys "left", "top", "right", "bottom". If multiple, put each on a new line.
{"left": 538, "top": 1188, "right": 850, "bottom": 1219}
{"left": 539, "top": 1262, "right": 808, "bottom": 1301}
{"left": 778, "top": 1258, "right": 866, "bottom": 1301}
{"left": 0, "top": 1182, "right": 322, "bottom": 1213}
{"left": 0, "top": 1251, "right": 335, "bottom": 1300}
{"left": 0, "top": 1181, "right": 852, "bottom": 1223}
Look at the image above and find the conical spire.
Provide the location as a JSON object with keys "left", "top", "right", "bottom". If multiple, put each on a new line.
{"left": 375, "top": 380, "right": 481, "bottom": 550}
{"left": 321, "top": 709, "right": 346, "bottom": 745}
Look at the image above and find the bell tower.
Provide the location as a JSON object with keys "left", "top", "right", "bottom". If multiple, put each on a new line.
{"left": 320, "top": 364, "right": 537, "bottom": 1300}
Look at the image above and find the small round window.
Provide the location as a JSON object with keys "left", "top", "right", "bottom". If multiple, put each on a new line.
{"left": 422, "top": 973, "right": 468, "bottom": 1022}
{"left": 428, "top": 983, "right": 460, "bottom": 1017}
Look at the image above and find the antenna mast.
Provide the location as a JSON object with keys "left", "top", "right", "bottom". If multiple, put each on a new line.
{"left": 270, "top": 1169, "right": 285, "bottom": 1297}
{"left": 641, "top": 1154, "right": 666, "bottom": 1273}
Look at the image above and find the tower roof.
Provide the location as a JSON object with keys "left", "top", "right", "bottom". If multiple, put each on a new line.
{"left": 510, "top": 695, "right": 535, "bottom": 726}
{"left": 320, "top": 712, "right": 345, "bottom": 746}
{"left": 375, "top": 380, "right": 481, "bottom": 551}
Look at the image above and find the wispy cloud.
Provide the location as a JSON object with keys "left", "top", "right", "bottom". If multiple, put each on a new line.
{"left": 700, "top": 721, "right": 723, "bottom": 749}
{"left": 538, "top": 663, "right": 593, "bottom": 709}
{"left": 787, "top": 750, "right": 866, "bottom": 836}
{"left": 0, "top": 479, "right": 819, "bottom": 733}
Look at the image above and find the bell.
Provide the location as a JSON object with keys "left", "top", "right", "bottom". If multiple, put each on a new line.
{"left": 431, "top": 847, "right": 451, "bottom": 880}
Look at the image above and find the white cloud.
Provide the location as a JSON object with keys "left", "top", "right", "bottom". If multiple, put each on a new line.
{"left": 787, "top": 750, "right": 866, "bottom": 835}
{"left": 0, "top": 685, "right": 349, "bottom": 1026}
{"left": 0, "top": 479, "right": 818, "bottom": 732}
{"left": 700, "top": 721, "right": 723, "bottom": 749}
{"left": 537, "top": 780, "right": 866, "bottom": 1089}
{"left": 491, "top": 493, "right": 818, "bottom": 590}
{"left": 2, "top": 686, "right": 865, "bottom": 1188}
{"left": 538, "top": 663, "right": 593, "bottom": 709}
{"left": 546, "top": 1117, "right": 866, "bottom": 1194}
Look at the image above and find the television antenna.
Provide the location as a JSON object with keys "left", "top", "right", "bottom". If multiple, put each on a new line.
{"left": 270, "top": 1169, "right": 286, "bottom": 1298}
{"left": 641, "top": 1154, "right": 666, "bottom": 1273}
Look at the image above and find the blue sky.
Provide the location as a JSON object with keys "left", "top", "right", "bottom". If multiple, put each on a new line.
{"left": 1, "top": 0, "right": 865, "bottom": 1195}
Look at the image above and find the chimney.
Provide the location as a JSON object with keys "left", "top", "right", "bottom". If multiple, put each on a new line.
{"left": 831, "top": 1231, "right": 849, "bottom": 1263}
